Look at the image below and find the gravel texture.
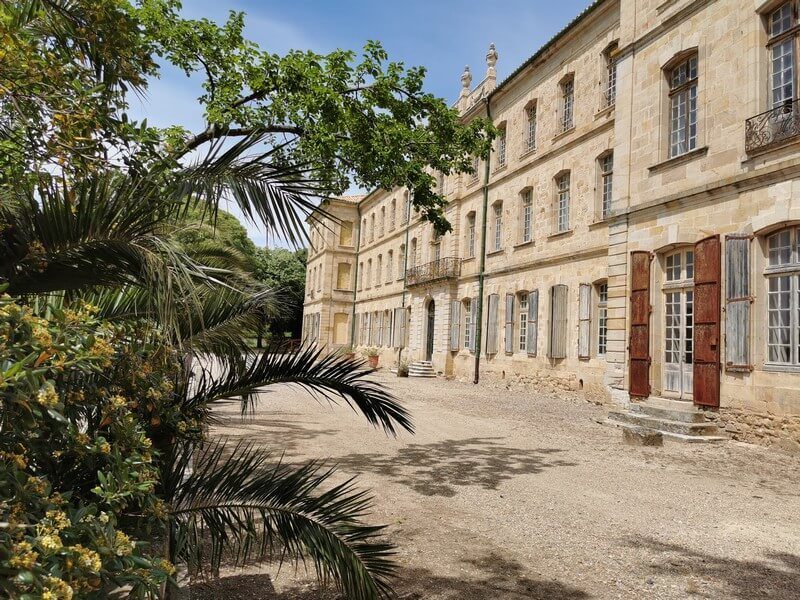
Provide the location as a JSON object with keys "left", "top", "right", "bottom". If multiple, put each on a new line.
{"left": 193, "top": 371, "right": 800, "bottom": 599}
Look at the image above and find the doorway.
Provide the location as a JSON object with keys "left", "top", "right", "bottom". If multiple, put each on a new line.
{"left": 662, "top": 250, "right": 694, "bottom": 400}
{"left": 425, "top": 299, "right": 435, "bottom": 361}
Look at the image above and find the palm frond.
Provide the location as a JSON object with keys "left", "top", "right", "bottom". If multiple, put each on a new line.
{"left": 186, "top": 343, "right": 413, "bottom": 436}
{"left": 165, "top": 441, "right": 396, "bottom": 600}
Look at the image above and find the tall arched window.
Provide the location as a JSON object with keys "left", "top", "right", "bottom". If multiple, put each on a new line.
{"left": 765, "top": 227, "right": 800, "bottom": 364}
{"left": 663, "top": 249, "right": 694, "bottom": 399}
{"left": 492, "top": 201, "right": 503, "bottom": 252}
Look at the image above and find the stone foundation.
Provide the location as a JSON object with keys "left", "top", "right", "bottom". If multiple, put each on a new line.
{"left": 704, "top": 408, "right": 800, "bottom": 453}
{"left": 458, "top": 370, "right": 611, "bottom": 403}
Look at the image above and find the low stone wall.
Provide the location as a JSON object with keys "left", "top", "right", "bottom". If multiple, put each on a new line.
{"left": 456, "top": 370, "right": 611, "bottom": 403}
{"left": 704, "top": 408, "right": 800, "bottom": 453}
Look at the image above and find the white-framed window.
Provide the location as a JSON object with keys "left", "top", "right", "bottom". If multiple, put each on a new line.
{"left": 526, "top": 104, "right": 537, "bottom": 151}
{"left": 361, "top": 218, "right": 367, "bottom": 245}
{"left": 404, "top": 196, "right": 411, "bottom": 223}
{"left": 663, "top": 249, "right": 695, "bottom": 399}
{"left": 604, "top": 43, "right": 618, "bottom": 108}
{"left": 769, "top": 2, "right": 797, "bottom": 108}
{"left": 466, "top": 212, "right": 476, "bottom": 258}
{"left": 431, "top": 236, "right": 441, "bottom": 262}
{"left": 518, "top": 292, "right": 529, "bottom": 352}
{"left": 471, "top": 156, "right": 480, "bottom": 183}
{"left": 556, "top": 172, "right": 570, "bottom": 233}
{"left": 597, "top": 282, "right": 608, "bottom": 356}
{"left": 668, "top": 55, "right": 698, "bottom": 158}
{"left": 521, "top": 190, "right": 533, "bottom": 243}
{"left": 410, "top": 238, "right": 417, "bottom": 267}
{"left": 492, "top": 202, "right": 503, "bottom": 252}
{"left": 497, "top": 126, "right": 507, "bottom": 168}
{"left": 376, "top": 254, "right": 382, "bottom": 285}
{"left": 386, "top": 250, "right": 393, "bottom": 282}
{"left": 764, "top": 227, "right": 800, "bottom": 364}
{"left": 399, "top": 243, "right": 406, "bottom": 278}
{"left": 600, "top": 152, "right": 613, "bottom": 219}
{"left": 390, "top": 199, "right": 396, "bottom": 230}
{"left": 366, "top": 259, "right": 372, "bottom": 288}
{"left": 561, "top": 77, "right": 575, "bottom": 132}
{"left": 464, "top": 298, "right": 472, "bottom": 350}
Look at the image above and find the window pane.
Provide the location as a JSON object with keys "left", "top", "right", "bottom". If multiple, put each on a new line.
{"left": 519, "top": 294, "right": 528, "bottom": 351}
{"left": 771, "top": 3, "right": 794, "bottom": 36}
{"left": 769, "top": 230, "right": 792, "bottom": 266}
{"left": 768, "top": 275, "right": 792, "bottom": 363}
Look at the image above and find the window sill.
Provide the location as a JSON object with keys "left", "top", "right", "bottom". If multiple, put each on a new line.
{"left": 333, "top": 288, "right": 353, "bottom": 293}
{"left": 548, "top": 229, "right": 574, "bottom": 240}
{"left": 513, "top": 240, "right": 535, "bottom": 249}
{"left": 486, "top": 248, "right": 505, "bottom": 256}
{"left": 552, "top": 126, "right": 576, "bottom": 142}
{"left": 462, "top": 256, "right": 476, "bottom": 263}
{"left": 594, "top": 104, "right": 615, "bottom": 120}
{"left": 492, "top": 164, "right": 508, "bottom": 175}
{"left": 763, "top": 363, "right": 800, "bottom": 374}
{"left": 520, "top": 146, "right": 537, "bottom": 159}
{"left": 648, "top": 146, "right": 708, "bottom": 174}
{"left": 589, "top": 218, "right": 611, "bottom": 230}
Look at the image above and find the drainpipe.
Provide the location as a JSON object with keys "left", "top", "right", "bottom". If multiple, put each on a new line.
{"left": 398, "top": 190, "right": 412, "bottom": 367}
{"left": 473, "top": 97, "right": 493, "bottom": 384}
{"left": 349, "top": 202, "right": 362, "bottom": 347}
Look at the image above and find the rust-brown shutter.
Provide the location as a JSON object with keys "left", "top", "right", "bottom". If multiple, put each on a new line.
{"left": 694, "top": 235, "right": 721, "bottom": 408}
{"left": 629, "top": 251, "right": 652, "bottom": 398}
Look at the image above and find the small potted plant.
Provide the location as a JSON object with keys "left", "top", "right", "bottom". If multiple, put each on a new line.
{"left": 396, "top": 359, "right": 409, "bottom": 378}
{"left": 338, "top": 344, "right": 356, "bottom": 361}
{"left": 362, "top": 347, "right": 380, "bottom": 368}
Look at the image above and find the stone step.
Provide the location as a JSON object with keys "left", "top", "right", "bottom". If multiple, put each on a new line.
{"left": 608, "top": 411, "right": 720, "bottom": 437}
{"left": 607, "top": 420, "right": 728, "bottom": 444}
{"left": 629, "top": 403, "right": 706, "bottom": 423}
{"left": 409, "top": 362, "right": 436, "bottom": 378}
{"left": 643, "top": 396, "right": 697, "bottom": 411}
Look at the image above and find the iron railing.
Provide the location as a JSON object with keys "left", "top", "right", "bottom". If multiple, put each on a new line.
{"left": 406, "top": 257, "right": 461, "bottom": 287}
{"left": 745, "top": 99, "right": 800, "bottom": 153}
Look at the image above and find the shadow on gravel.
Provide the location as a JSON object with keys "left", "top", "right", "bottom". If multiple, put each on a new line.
{"left": 214, "top": 417, "right": 340, "bottom": 452}
{"left": 189, "top": 552, "right": 589, "bottom": 600}
{"left": 630, "top": 537, "right": 800, "bottom": 599}
{"left": 334, "top": 437, "right": 577, "bottom": 497}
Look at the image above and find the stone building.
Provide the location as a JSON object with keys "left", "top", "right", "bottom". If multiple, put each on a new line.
{"left": 302, "top": 0, "right": 800, "bottom": 447}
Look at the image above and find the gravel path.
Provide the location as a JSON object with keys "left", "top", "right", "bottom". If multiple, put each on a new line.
{"left": 194, "top": 372, "right": 800, "bottom": 599}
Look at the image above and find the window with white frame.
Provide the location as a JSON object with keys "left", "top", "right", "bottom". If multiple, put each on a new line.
{"left": 668, "top": 55, "right": 698, "bottom": 158}
{"left": 467, "top": 212, "right": 476, "bottom": 258}
{"left": 399, "top": 243, "right": 406, "bottom": 278}
{"left": 471, "top": 156, "right": 480, "bottom": 183}
{"left": 765, "top": 227, "right": 800, "bottom": 364}
{"left": 386, "top": 250, "right": 393, "bottom": 282}
{"left": 663, "top": 249, "right": 694, "bottom": 398}
{"left": 366, "top": 259, "right": 372, "bottom": 288}
{"left": 464, "top": 298, "right": 472, "bottom": 349}
{"left": 526, "top": 103, "right": 537, "bottom": 151}
{"left": 597, "top": 282, "right": 608, "bottom": 356}
{"left": 431, "top": 234, "right": 441, "bottom": 262}
{"left": 561, "top": 77, "right": 574, "bottom": 132}
{"left": 556, "top": 173, "right": 570, "bottom": 233}
{"left": 390, "top": 199, "right": 396, "bottom": 230}
{"left": 518, "top": 292, "right": 529, "bottom": 352}
{"left": 492, "top": 202, "right": 503, "bottom": 252}
{"left": 496, "top": 126, "right": 507, "bottom": 168}
{"left": 410, "top": 238, "right": 417, "bottom": 267}
{"left": 521, "top": 190, "right": 533, "bottom": 243}
{"left": 604, "top": 43, "right": 618, "bottom": 108}
{"left": 769, "top": 2, "right": 797, "bottom": 108}
{"left": 404, "top": 196, "right": 411, "bottom": 222}
{"left": 600, "top": 152, "right": 613, "bottom": 219}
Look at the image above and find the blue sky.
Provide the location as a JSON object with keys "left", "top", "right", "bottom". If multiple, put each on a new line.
{"left": 132, "top": 0, "right": 594, "bottom": 245}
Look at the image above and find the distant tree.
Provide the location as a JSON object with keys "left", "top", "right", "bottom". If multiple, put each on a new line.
{"left": 175, "top": 206, "right": 257, "bottom": 261}
{"left": 252, "top": 247, "right": 307, "bottom": 345}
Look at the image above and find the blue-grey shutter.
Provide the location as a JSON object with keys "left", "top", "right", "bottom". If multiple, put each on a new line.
{"left": 548, "top": 285, "right": 568, "bottom": 359}
{"left": 527, "top": 290, "right": 538, "bottom": 356}
{"left": 504, "top": 293, "right": 515, "bottom": 353}
{"left": 578, "top": 284, "right": 591, "bottom": 359}
{"left": 470, "top": 297, "right": 478, "bottom": 352}
{"left": 450, "top": 300, "right": 461, "bottom": 351}
{"left": 725, "top": 235, "right": 751, "bottom": 370}
{"left": 486, "top": 294, "right": 499, "bottom": 354}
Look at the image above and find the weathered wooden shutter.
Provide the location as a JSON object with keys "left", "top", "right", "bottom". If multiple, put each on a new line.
{"left": 578, "top": 284, "right": 591, "bottom": 359}
{"left": 450, "top": 300, "right": 461, "bottom": 351}
{"left": 694, "top": 235, "right": 721, "bottom": 408}
{"left": 486, "top": 294, "right": 499, "bottom": 354}
{"left": 353, "top": 313, "right": 360, "bottom": 346}
{"left": 392, "top": 307, "right": 403, "bottom": 347}
{"left": 366, "top": 313, "right": 372, "bottom": 345}
{"left": 527, "top": 290, "right": 539, "bottom": 356}
{"left": 725, "top": 235, "right": 752, "bottom": 371}
{"left": 629, "top": 251, "right": 652, "bottom": 398}
{"left": 504, "top": 293, "right": 515, "bottom": 353}
{"left": 469, "top": 297, "right": 478, "bottom": 352}
{"left": 548, "top": 285, "right": 568, "bottom": 359}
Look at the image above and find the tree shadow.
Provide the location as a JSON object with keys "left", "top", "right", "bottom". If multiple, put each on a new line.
{"left": 334, "top": 437, "right": 577, "bottom": 497}
{"left": 629, "top": 536, "right": 800, "bottom": 599}
{"left": 188, "top": 552, "right": 590, "bottom": 600}
{"left": 213, "top": 417, "right": 340, "bottom": 452}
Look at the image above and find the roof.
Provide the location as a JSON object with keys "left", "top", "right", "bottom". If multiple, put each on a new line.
{"left": 331, "top": 194, "right": 366, "bottom": 204}
{"left": 491, "top": 0, "right": 609, "bottom": 98}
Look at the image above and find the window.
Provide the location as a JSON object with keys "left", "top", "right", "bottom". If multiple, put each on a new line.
{"left": 556, "top": 173, "right": 570, "bottom": 233}
{"left": 317, "top": 265, "right": 322, "bottom": 291}
{"left": 600, "top": 152, "right": 613, "bottom": 219}
{"left": 521, "top": 190, "right": 533, "bottom": 243}
{"left": 765, "top": 227, "right": 800, "bottom": 364}
{"left": 336, "top": 263, "right": 351, "bottom": 290}
{"left": 361, "top": 218, "right": 367, "bottom": 245}
{"left": 390, "top": 199, "right": 396, "bottom": 230}
{"left": 561, "top": 77, "right": 574, "bottom": 132}
{"left": 339, "top": 220, "right": 354, "bottom": 246}
{"left": 358, "top": 262, "right": 363, "bottom": 290}
{"left": 496, "top": 126, "right": 507, "bottom": 168}
{"left": 399, "top": 243, "right": 406, "bottom": 278}
{"left": 525, "top": 103, "right": 537, "bottom": 152}
{"left": 387, "top": 250, "right": 393, "bottom": 282}
{"left": 466, "top": 212, "right": 476, "bottom": 258}
{"left": 769, "top": 2, "right": 797, "bottom": 108}
{"left": 471, "top": 156, "right": 480, "bottom": 183}
{"left": 663, "top": 249, "right": 694, "bottom": 399}
{"left": 410, "top": 238, "right": 417, "bottom": 267}
{"left": 370, "top": 214, "right": 375, "bottom": 242}
{"left": 377, "top": 254, "right": 382, "bottom": 285}
{"left": 333, "top": 313, "right": 348, "bottom": 344}
{"left": 431, "top": 236, "right": 441, "bottom": 262}
{"left": 380, "top": 207, "right": 385, "bottom": 237}
{"left": 366, "top": 259, "right": 372, "bottom": 288}
{"left": 518, "top": 292, "right": 529, "bottom": 352}
{"left": 548, "top": 285, "right": 568, "bottom": 359}
{"left": 604, "top": 43, "right": 618, "bottom": 108}
{"left": 668, "top": 55, "right": 698, "bottom": 158}
{"left": 492, "top": 202, "right": 503, "bottom": 252}
{"left": 597, "top": 282, "right": 608, "bottom": 356}
{"left": 464, "top": 298, "right": 473, "bottom": 350}
{"left": 404, "top": 196, "right": 411, "bottom": 223}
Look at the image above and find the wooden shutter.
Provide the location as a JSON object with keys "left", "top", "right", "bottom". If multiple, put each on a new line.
{"left": 629, "top": 251, "right": 652, "bottom": 398}
{"left": 450, "top": 300, "right": 461, "bottom": 351}
{"left": 527, "top": 290, "right": 539, "bottom": 356}
{"left": 548, "top": 285, "right": 568, "bottom": 359}
{"left": 366, "top": 313, "right": 372, "bottom": 345}
{"left": 725, "top": 235, "right": 752, "bottom": 371}
{"left": 504, "top": 293, "right": 515, "bottom": 353}
{"left": 353, "top": 313, "right": 360, "bottom": 346}
{"left": 391, "top": 308, "right": 401, "bottom": 347}
{"left": 694, "top": 235, "right": 721, "bottom": 408}
{"left": 486, "top": 294, "right": 499, "bottom": 354}
{"left": 578, "top": 284, "right": 591, "bottom": 359}
{"left": 470, "top": 297, "right": 478, "bottom": 352}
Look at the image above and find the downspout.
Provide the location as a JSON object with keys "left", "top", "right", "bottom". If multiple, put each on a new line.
{"left": 473, "top": 97, "right": 493, "bottom": 384}
{"left": 349, "top": 202, "right": 362, "bottom": 346}
{"left": 398, "top": 190, "right": 412, "bottom": 367}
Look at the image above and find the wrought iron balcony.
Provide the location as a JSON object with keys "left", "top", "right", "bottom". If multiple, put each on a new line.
{"left": 745, "top": 99, "right": 800, "bottom": 153}
{"left": 406, "top": 257, "right": 461, "bottom": 287}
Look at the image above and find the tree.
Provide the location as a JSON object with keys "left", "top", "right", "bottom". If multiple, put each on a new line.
{"left": 0, "top": 1, "right": 493, "bottom": 598}
{"left": 252, "top": 247, "right": 307, "bottom": 344}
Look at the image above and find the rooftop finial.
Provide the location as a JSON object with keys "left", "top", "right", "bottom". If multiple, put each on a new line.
{"left": 461, "top": 65, "right": 472, "bottom": 91}
{"left": 486, "top": 43, "right": 498, "bottom": 78}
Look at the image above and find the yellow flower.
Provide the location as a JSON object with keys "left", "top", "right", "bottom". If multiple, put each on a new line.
{"left": 44, "top": 576, "right": 73, "bottom": 600}
{"left": 98, "top": 441, "right": 111, "bottom": 455}
{"left": 158, "top": 559, "right": 176, "bottom": 576}
{"left": 113, "top": 531, "right": 135, "bottom": 556}
{"left": 8, "top": 541, "right": 38, "bottom": 569}
{"left": 71, "top": 544, "right": 102, "bottom": 572}
{"left": 109, "top": 394, "right": 126, "bottom": 409}
{"left": 36, "top": 384, "right": 60, "bottom": 409}
{"left": 38, "top": 533, "right": 63, "bottom": 551}
{"left": 98, "top": 512, "right": 109, "bottom": 524}
{"left": 45, "top": 509, "right": 70, "bottom": 530}
{"left": 75, "top": 432, "right": 91, "bottom": 446}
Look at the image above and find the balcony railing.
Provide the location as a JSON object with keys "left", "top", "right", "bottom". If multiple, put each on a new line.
{"left": 406, "top": 257, "right": 461, "bottom": 287}
{"left": 745, "top": 99, "right": 800, "bottom": 153}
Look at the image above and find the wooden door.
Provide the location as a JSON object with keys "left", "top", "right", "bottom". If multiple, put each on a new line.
{"left": 693, "top": 235, "right": 721, "bottom": 407}
{"left": 629, "top": 252, "right": 652, "bottom": 398}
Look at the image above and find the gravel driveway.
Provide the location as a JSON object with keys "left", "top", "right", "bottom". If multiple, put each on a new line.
{"left": 194, "top": 372, "right": 800, "bottom": 599}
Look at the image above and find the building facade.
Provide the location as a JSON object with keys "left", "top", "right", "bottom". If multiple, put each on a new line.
{"left": 303, "top": 0, "right": 800, "bottom": 446}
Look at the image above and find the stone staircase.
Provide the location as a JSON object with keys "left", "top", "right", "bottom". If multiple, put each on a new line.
{"left": 607, "top": 397, "right": 728, "bottom": 443}
{"left": 408, "top": 361, "right": 436, "bottom": 378}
